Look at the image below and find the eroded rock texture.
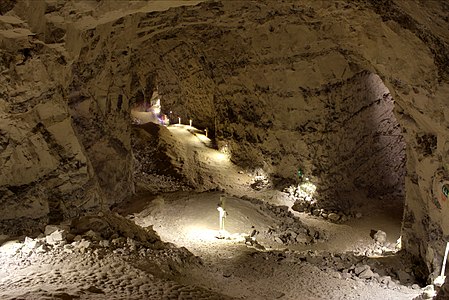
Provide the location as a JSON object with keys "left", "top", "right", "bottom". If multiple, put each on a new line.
{"left": 0, "top": 0, "right": 449, "bottom": 282}
{"left": 0, "top": 15, "right": 102, "bottom": 235}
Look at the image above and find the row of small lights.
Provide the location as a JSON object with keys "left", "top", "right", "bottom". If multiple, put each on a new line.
{"left": 169, "top": 112, "right": 209, "bottom": 137}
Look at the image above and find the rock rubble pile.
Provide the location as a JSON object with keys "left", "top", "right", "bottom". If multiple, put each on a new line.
{"left": 239, "top": 195, "right": 327, "bottom": 246}
{"left": 2, "top": 212, "right": 161, "bottom": 260}
{"left": 287, "top": 184, "right": 361, "bottom": 223}
{"left": 251, "top": 249, "right": 422, "bottom": 291}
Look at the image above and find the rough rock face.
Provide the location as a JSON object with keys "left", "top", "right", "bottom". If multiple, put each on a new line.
{"left": 131, "top": 123, "right": 189, "bottom": 193}
{"left": 0, "top": 14, "right": 102, "bottom": 235}
{"left": 1, "top": 0, "right": 449, "bottom": 284}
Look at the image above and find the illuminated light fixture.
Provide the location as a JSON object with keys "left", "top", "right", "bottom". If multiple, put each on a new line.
{"left": 218, "top": 205, "right": 226, "bottom": 231}
{"left": 434, "top": 241, "right": 449, "bottom": 287}
{"left": 152, "top": 99, "right": 161, "bottom": 115}
{"left": 178, "top": 117, "right": 181, "bottom": 124}
{"left": 217, "top": 194, "right": 227, "bottom": 236}
{"left": 396, "top": 236, "right": 402, "bottom": 250}
{"left": 299, "top": 181, "right": 316, "bottom": 198}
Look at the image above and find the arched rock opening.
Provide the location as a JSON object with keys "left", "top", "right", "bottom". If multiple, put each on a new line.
{"left": 308, "top": 71, "right": 406, "bottom": 211}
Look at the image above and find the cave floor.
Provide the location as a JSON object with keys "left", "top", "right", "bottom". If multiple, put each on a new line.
{"left": 122, "top": 124, "right": 420, "bottom": 299}
{"left": 0, "top": 124, "right": 421, "bottom": 299}
{"left": 0, "top": 191, "right": 420, "bottom": 300}
{"left": 115, "top": 191, "right": 419, "bottom": 300}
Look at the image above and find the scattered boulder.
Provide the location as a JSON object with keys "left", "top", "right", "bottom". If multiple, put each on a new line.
{"left": 379, "top": 276, "right": 392, "bottom": 285}
{"left": 45, "top": 230, "right": 67, "bottom": 245}
{"left": 99, "top": 240, "right": 110, "bottom": 247}
{"left": 24, "top": 237, "right": 41, "bottom": 250}
{"left": 422, "top": 285, "right": 436, "bottom": 299}
{"left": 71, "top": 216, "right": 112, "bottom": 238}
{"left": 127, "top": 238, "right": 138, "bottom": 251}
{"left": 44, "top": 224, "right": 68, "bottom": 235}
{"left": 396, "top": 269, "right": 414, "bottom": 283}
{"left": 274, "top": 237, "right": 284, "bottom": 244}
{"left": 36, "top": 244, "right": 50, "bottom": 254}
{"left": 328, "top": 213, "right": 340, "bottom": 222}
{"left": 63, "top": 244, "right": 74, "bottom": 253}
{"left": 354, "top": 265, "right": 370, "bottom": 275}
{"left": 75, "top": 239, "right": 92, "bottom": 252}
{"left": 359, "top": 268, "right": 375, "bottom": 279}
{"left": 387, "top": 280, "right": 397, "bottom": 290}
{"left": 84, "top": 230, "right": 102, "bottom": 241}
{"left": 373, "top": 230, "right": 387, "bottom": 245}
{"left": 44, "top": 225, "right": 59, "bottom": 235}
{"left": 292, "top": 200, "right": 308, "bottom": 212}
{"left": 341, "top": 271, "right": 352, "bottom": 279}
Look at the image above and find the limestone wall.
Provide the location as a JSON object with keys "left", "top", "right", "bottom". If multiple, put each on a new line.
{"left": 1, "top": 0, "right": 449, "bottom": 280}
{"left": 0, "top": 14, "right": 102, "bottom": 235}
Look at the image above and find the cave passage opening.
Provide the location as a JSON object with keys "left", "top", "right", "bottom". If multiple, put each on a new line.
{"left": 328, "top": 72, "right": 406, "bottom": 209}
{"left": 320, "top": 72, "right": 406, "bottom": 211}
{"left": 289, "top": 72, "right": 407, "bottom": 244}
{"left": 333, "top": 72, "right": 407, "bottom": 252}
{"left": 130, "top": 89, "right": 169, "bottom": 126}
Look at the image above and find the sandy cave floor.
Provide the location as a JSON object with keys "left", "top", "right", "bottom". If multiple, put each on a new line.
{"left": 115, "top": 191, "right": 419, "bottom": 300}
{"left": 0, "top": 124, "right": 423, "bottom": 299}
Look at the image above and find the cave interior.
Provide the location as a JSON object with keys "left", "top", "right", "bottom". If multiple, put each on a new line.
{"left": 1, "top": 0, "right": 449, "bottom": 299}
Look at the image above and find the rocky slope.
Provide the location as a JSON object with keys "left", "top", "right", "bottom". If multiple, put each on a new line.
{"left": 0, "top": 0, "right": 448, "bottom": 287}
